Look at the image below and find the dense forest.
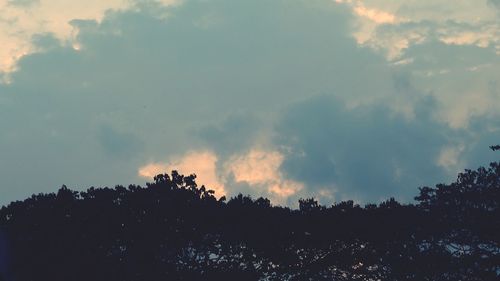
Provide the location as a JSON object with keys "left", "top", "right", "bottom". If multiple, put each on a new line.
{"left": 0, "top": 148, "right": 499, "bottom": 281}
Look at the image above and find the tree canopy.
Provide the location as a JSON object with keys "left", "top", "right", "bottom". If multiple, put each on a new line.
{"left": 0, "top": 152, "right": 499, "bottom": 281}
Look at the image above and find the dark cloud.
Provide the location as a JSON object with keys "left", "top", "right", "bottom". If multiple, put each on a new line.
{"left": 275, "top": 94, "right": 458, "bottom": 202}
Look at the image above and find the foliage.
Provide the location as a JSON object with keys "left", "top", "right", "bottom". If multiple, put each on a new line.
{"left": 0, "top": 151, "right": 499, "bottom": 281}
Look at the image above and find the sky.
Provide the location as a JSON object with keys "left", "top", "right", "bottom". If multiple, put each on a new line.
{"left": 0, "top": 0, "right": 499, "bottom": 206}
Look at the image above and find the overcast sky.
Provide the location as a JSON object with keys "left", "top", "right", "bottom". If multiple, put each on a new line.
{"left": 1, "top": 0, "right": 499, "bottom": 206}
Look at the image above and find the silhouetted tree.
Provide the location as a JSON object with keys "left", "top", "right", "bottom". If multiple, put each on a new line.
{"left": 0, "top": 146, "right": 498, "bottom": 281}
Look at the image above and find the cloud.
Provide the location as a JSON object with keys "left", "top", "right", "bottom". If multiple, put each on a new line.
{"left": 337, "top": 0, "right": 500, "bottom": 60}
{"left": 437, "top": 144, "right": 465, "bottom": 172}
{"left": 0, "top": 0, "right": 123, "bottom": 73}
{"left": 489, "top": 0, "right": 500, "bottom": 9}
{"left": 195, "top": 112, "right": 264, "bottom": 158}
{"left": 138, "top": 148, "right": 304, "bottom": 206}
{"left": 274, "top": 91, "right": 500, "bottom": 203}
{"left": 399, "top": 40, "right": 500, "bottom": 129}
{"left": 139, "top": 150, "right": 226, "bottom": 197}
{"left": 352, "top": 2, "right": 398, "bottom": 24}
{"left": 0, "top": 0, "right": 178, "bottom": 74}
{"left": 223, "top": 149, "right": 304, "bottom": 204}
{"left": 226, "top": 150, "right": 283, "bottom": 186}
{"left": 0, "top": 0, "right": 498, "bottom": 206}
{"left": 274, "top": 95, "right": 455, "bottom": 202}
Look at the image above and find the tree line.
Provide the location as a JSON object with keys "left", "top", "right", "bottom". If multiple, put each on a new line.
{"left": 0, "top": 149, "right": 498, "bottom": 281}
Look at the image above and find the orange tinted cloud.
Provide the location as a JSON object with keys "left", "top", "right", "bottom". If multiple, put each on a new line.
{"left": 353, "top": 4, "right": 396, "bottom": 24}
{"left": 138, "top": 162, "right": 169, "bottom": 178}
{"left": 139, "top": 148, "right": 304, "bottom": 205}
{"left": 225, "top": 149, "right": 303, "bottom": 201}
{"left": 268, "top": 181, "right": 303, "bottom": 198}
{"left": 227, "top": 149, "right": 283, "bottom": 185}
{"left": 139, "top": 150, "right": 226, "bottom": 197}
